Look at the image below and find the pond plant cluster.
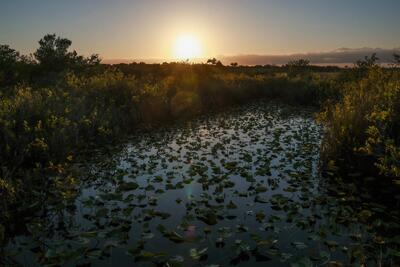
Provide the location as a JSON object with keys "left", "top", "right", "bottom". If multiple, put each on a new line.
{"left": 0, "top": 34, "right": 399, "bottom": 266}
{"left": 4, "top": 103, "right": 400, "bottom": 266}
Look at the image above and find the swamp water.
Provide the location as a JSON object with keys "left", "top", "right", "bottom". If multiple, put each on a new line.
{"left": 3, "top": 102, "right": 400, "bottom": 266}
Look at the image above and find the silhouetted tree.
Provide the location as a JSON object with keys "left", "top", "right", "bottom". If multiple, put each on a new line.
{"left": 34, "top": 34, "right": 100, "bottom": 73}
{"left": 0, "top": 45, "right": 19, "bottom": 67}
{"left": 0, "top": 45, "right": 34, "bottom": 85}
{"left": 84, "top": 53, "right": 101, "bottom": 65}
{"left": 394, "top": 53, "right": 400, "bottom": 66}
{"left": 355, "top": 53, "right": 379, "bottom": 69}
{"left": 285, "top": 59, "right": 310, "bottom": 78}
{"left": 352, "top": 53, "right": 379, "bottom": 78}
{"left": 286, "top": 59, "right": 310, "bottom": 68}
{"left": 207, "top": 58, "right": 223, "bottom": 67}
{"left": 0, "top": 45, "right": 19, "bottom": 84}
{"left": 230, "top": 62, "right": 238, "bottom": 67}
{"left": 207, "top": 58, "right": 218, "bottom": 65}
{"left": 34, "top": 34, "right": 73, "bottom": 71}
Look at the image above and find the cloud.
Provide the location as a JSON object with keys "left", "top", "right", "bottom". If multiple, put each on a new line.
{"left": 219, "top": 47, "right": 400, "bottom": 66}
{"left": 103, "top": 47, "right": 400, "bottom": 66}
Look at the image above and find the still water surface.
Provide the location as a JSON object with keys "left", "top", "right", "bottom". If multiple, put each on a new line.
{"left": 4, "top": 102, "right": 400, "bottom": 266}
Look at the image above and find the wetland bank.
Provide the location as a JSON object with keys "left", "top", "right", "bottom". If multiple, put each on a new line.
{"left": 3, "top": 102, "right": 400, "bottom": 266}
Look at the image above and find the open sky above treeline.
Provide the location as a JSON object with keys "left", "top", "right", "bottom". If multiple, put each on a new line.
{"left": 1, "top": 0, "right": 399, "bottom": 64}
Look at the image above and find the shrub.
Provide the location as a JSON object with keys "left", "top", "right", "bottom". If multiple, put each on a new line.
{"left": 318, "top": 66, "right": 400, "bottom": 179}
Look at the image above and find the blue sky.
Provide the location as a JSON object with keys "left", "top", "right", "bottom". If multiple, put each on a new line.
{"left": 1, "top": 0, "right": 399, "bottom": 59}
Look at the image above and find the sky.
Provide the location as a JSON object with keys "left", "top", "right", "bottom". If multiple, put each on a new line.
{"left": 0, "top": 0, "right": 399, "bottom": 61}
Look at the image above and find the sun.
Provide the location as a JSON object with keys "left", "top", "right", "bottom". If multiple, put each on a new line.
{"left": 173, "top": 34, "right": 202, "bottom": 60}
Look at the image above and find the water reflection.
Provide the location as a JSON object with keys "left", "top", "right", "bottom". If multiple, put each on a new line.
{"left": 3, "top": 102, "right": 400, "bottom": 266}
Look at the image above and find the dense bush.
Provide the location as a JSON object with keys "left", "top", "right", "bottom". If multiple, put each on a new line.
{"left": 318, "top": 66, "right": 400, "bottom": 180}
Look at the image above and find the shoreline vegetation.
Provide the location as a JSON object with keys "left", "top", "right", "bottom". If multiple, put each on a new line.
{"left": 1, "top": 34, "right": 399, "bottom": 230}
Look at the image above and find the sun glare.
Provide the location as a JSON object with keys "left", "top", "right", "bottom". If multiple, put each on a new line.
{"left": 173, "top": 34, "right": 202, "bottom": 60}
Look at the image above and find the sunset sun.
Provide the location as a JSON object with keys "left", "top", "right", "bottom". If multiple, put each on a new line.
{"left": 173, "top": 34, "right": 202, "bottom": 60}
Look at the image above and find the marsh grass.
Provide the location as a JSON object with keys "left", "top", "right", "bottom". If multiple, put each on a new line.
{"left": 318, "top": 66, "right": 400, "bottom": 180}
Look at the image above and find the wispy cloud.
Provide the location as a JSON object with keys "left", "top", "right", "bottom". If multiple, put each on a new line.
{"left": 103, "top": 47, "right": 400, "bottom": 66}
{"left": 219, "top": 48, "right": 400, "bottom": 66}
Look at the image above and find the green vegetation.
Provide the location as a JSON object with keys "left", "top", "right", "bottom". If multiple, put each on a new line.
{"left": 3, "top": 102, "right": 399, "bottom": 266}
{"left": 0, "top": 34, "right": 337, "bottom": 217}
{"left": 1, "top": 35, "right": 400, "bottom": 265}
{"left": 318, "top": 55, "right": 400, "bottom": 180}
